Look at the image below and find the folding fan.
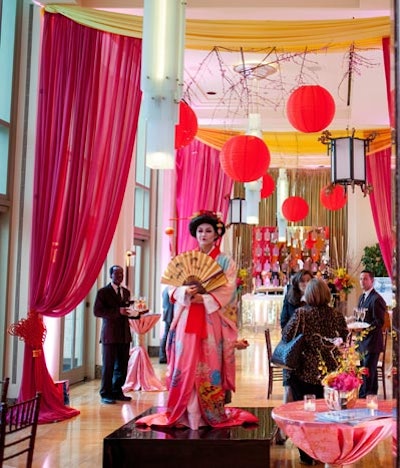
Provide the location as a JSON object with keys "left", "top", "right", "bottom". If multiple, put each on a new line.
{"left": 161, "top": 250, "right": 227, "bottom": 293}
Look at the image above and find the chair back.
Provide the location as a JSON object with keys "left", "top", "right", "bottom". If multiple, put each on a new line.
{"left": 0, "top": 377, "right": 9, "bottom": 403}
{"left": 381, "top": 329, "right": 389, "bottom": 359}
{"left": 382, "top": 310, "right": 391, "bottom": 332}
{"left": 264, "top": 329, "right": 273, "bottom": 367}
{"left": 0, "top": 392, "right": 41, "bottom": 468}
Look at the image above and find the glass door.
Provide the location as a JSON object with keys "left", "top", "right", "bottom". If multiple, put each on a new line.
{"left": 59, "top": 301, "right": 86, "bottom": 384}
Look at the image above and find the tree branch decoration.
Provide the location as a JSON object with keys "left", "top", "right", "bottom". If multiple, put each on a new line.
{"left": 183, "top": 44, "right": 380, "bottom": 127}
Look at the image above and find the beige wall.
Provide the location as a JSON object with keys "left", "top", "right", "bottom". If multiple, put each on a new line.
{"left": 347, "top": 189, "right": 379, "bottom": 311}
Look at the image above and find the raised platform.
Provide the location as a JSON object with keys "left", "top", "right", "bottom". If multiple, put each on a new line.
{"left": 103, "top": 406, "right": 276, "bottom": 468}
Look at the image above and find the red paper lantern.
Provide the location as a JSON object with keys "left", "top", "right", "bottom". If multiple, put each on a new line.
{"left": 320, "top": 184, "right": 347, "bottom": 210}
{"left": 282, "top": 196, "right": 309, "bottom": 222}
{"left": 175, "top": 101, "right": 198, "bottom": 149}
{"left": 286, "top": 85, "right": 335, "bottom": 133}
{"left": 220, "top": 135, "right": 271, "bottom": 182}
{"left": 261, "top": 173, "right": 275, "bottom": 198}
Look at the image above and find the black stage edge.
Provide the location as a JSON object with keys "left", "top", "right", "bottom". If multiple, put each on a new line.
{"left": 103, "top": 406, "right": 276, "bottom": 468}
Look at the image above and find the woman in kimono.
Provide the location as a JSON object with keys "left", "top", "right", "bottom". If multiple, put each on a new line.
{"left": 137, "top": 210, "right": 257, "bottom": 430}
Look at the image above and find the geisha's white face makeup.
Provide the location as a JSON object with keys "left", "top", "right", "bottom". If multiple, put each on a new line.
{"left": 196, "top": 223, "right": 217, "bottom": 253}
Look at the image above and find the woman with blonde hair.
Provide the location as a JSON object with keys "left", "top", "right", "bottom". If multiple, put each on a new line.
{"left": 282, "top": 278, "right": 348, "bottom": 465}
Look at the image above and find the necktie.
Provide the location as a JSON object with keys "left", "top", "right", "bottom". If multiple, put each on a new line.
{"left": 117, "top": 286, "right": 121, "bottom": 298}
{"left": 360, "top": 293, "right": 366, "bottom": 307}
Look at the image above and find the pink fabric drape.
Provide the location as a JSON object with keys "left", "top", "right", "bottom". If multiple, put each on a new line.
{"left": 19, "top": 13, "right": 142, "bottom": 423}
{"left": 366, "top": 148, "right": 393, "bottom": 278}
{"left": 364, "top": 37, "right": 393, "bottom": 279}
{"left": 122, "top": 315, "right": 166, "bottom": 391}
{"left": 175, "top": 139, "right": 233, "bottom": 253}
{"left": 382, "top": 37, "right": 394, "bottom": 128}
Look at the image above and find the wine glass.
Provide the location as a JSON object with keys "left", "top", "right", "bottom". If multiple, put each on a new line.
{"left": 359, "top": 308, "right": 366, "bottom": 322}
{"left": 353, "top": 308, "right": 361, "bottom": 322}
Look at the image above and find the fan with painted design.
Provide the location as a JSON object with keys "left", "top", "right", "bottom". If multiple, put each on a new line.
{"left": 161, "top": 250, "right": 227, "bottom": 293}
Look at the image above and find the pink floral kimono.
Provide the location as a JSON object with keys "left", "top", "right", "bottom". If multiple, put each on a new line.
{"left": 136, "top": 246, "right": 258, "bottom": 430}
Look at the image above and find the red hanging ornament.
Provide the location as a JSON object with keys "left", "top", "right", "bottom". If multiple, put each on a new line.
{"left": 305, "top": 232, "right": 316, "bottom": 250}
{"left": 220, "top": 135, "right": 271, "bottom": 182}
{"left": 320, "top": 184, "right": 347, "bottom": 210}
{"left": 286, "top": 85, "right": 335, "bottom": 133}
{"left": 282, "top": 196, "right": 309, "bottom": 222}
{"left": 261, "top": 173, "right": 275, "bottom": 198}
{"left": 175, "top": 101, "right": 198, "bottom": 149}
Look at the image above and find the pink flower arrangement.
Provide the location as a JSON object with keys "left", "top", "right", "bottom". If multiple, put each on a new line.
{"left": 322, "top": 369, "right": 365, "bottom": 392}
{"left": 320, "top": 337, "right": 369, "bottom": 391}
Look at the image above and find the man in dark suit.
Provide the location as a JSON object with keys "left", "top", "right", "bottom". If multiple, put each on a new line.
{"left": 357, "top": 270, "right": 386, "bottom": 398}
{"left": 94, "top": 265, "right": 136, "bottom": 404}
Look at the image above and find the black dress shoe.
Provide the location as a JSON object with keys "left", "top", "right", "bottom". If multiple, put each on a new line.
{"left": 114, "top": 394, "right": 132, "bottom": 402}
{"left": 101, "top": 397, "right": 116, "bottom": 404}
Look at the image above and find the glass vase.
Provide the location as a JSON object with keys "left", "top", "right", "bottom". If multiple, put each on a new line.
{"left": 324, "top": 386, "right": 359, "bottom": 411}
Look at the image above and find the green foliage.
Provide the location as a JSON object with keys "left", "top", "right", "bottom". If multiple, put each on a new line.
{"left": 361, "top": 243, "right": 388, "bottom": 277}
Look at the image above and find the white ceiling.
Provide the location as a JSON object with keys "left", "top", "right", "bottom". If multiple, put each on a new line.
{"left": 70, "top": 0, "right": 392, "bottom": 166}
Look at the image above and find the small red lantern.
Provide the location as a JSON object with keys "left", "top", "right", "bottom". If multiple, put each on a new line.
{"left": 165, "top": 227, "right": 174, "bottom": 236}
{"left": 175, "top": 101, "right": 198, "bottom": 149}
{"left": 320, "top": 184, "right": 347, "bottom": 210}
{"left": 261, "top": 173, "right": 275, "bottom": 198}
{"left": 220, "top": 135, "right": 270, "bottom": 182}
{"left": 282, "top": 196, "right": 309, "bottom": 222}
{"left": 286, "top": 85, "right": 335, "bottom": 133}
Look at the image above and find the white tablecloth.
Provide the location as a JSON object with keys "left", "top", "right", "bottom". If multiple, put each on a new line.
{"left": 241, "top": 293, "right": 284, "bottom": 332}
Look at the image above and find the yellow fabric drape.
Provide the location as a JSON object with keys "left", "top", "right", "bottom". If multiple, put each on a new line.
{"left": 196, "top": 128, "right": 393, "bottom": 167}
{"left": 196, "top": 128, "right": 392, "bottom": 153}
{"left": 44, "top": 5, "right": 390, "bottom": 52}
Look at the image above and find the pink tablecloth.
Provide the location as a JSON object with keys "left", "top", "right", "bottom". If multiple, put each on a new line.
{"left": 272, "top": 399, "right": 394, "bottom": 466}
{"left": 122, "top": 314, "right": 166, "bottom": 392}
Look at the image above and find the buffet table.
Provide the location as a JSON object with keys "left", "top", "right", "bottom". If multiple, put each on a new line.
{"left": 272, "top": 399, "right": 394, "bottom": 467}
{"left": 241, "top": 293, "right": 284, "bottom": 332}
{"left": 122, "top": 313, "right": 166, "bottom": 392}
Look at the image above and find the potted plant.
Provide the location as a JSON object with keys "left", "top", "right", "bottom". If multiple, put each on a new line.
{"left": 360, "top": 243, "right": 388, "bottom": 277}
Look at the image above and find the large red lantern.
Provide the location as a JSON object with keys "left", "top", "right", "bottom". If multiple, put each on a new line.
{"left": 282, "top": 196, "right": 309, "bottom": 222}
{"left": 175, "top": 101, "right": 198, "bottom": 149}
{"left": 220, "top": 135, "right": 270, "bottom": 182}
{"left": 320, "top": 184, "right": 347, "bottom": 210}
{"left": 286, "top": 85, "right": 335, "bottom": 133}
{"left": 261, "top": 173, "right": 275, "bottom": 198}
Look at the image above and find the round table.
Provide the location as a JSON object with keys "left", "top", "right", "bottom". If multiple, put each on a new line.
{"left": 122, "top": 313, "right": 166, "bottom": 392}
{"left": 272, "top": 399, "right": 394, "bottom": 467}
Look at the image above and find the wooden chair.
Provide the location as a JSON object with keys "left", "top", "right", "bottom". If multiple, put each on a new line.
{"left": 264, "top": 329, "right": 283, "bottom": 399}
{"left": 377, "top": 330, "right": 389, "bottom": 399}
{"left": 0, "top": 392, "right": 41, "bottom": 468}
{"left": 0, "top": 377, "right": 9, "bottom": 403}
